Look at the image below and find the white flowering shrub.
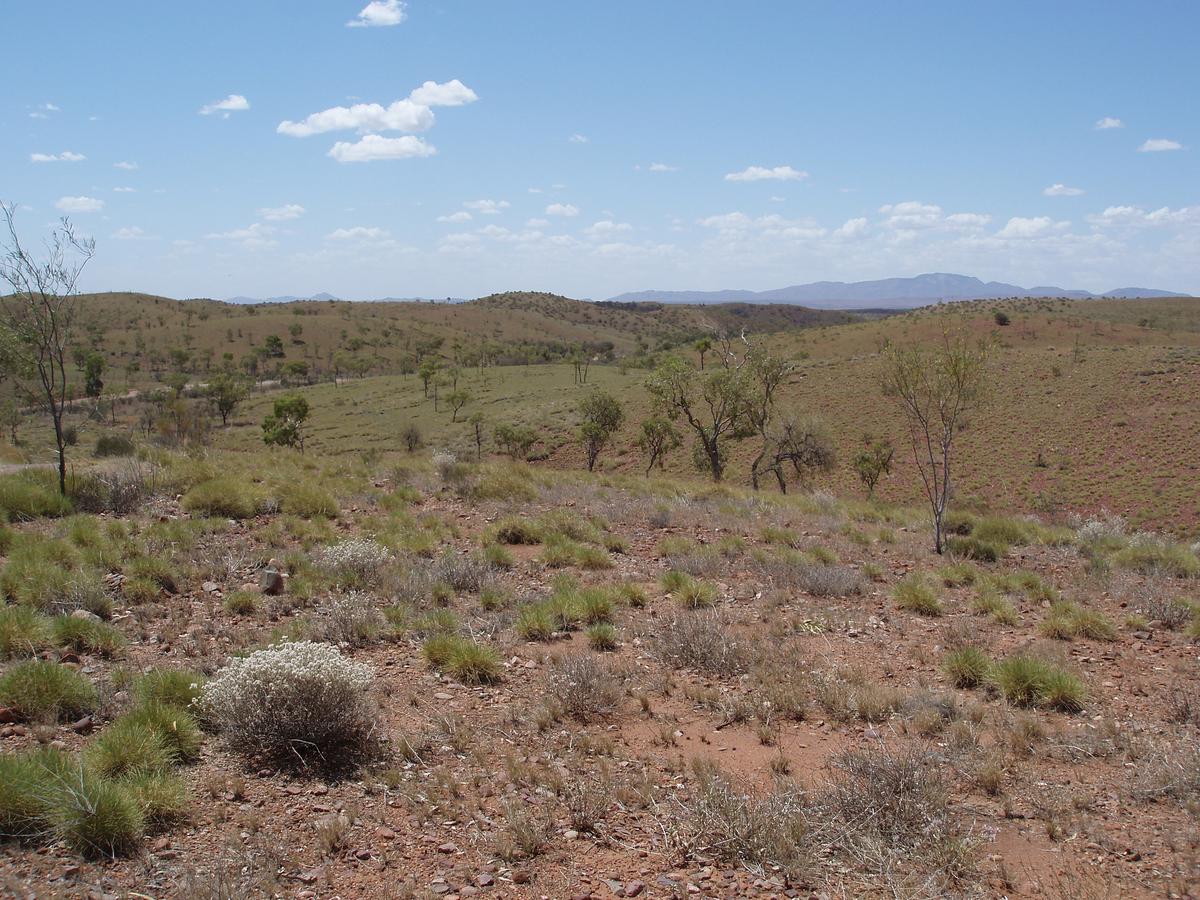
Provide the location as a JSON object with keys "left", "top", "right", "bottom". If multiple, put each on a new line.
{"left": 315, "top": 538, "right": 392, "bottom": 588}
{"left": 321, "top": 590, "right": 384, "bottom": 647}
{"left": 1075, "top": 511, "right": 1127, "bottom": 546}
{"left": 199, "top": 641, "right": 374, "bottom": 767}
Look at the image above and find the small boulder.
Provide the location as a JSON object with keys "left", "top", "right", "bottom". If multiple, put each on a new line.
{"left": 259, "top": 567, "right": 285, "bottom": 596}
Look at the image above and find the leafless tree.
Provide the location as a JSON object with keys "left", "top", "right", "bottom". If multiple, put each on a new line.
{"left": 0, "top": 202, "right": 95, "bottom": 494}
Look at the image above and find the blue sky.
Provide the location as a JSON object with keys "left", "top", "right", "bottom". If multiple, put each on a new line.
{"left": 4, "top": 1, "right": 1197, "bottom": 299}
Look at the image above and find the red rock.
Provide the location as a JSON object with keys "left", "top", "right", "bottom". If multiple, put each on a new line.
{"left": 624, "top": 882, "right": 645, "bottom": 897}
{"left": 512, "top": 870, "right": 530, "bottom": 884}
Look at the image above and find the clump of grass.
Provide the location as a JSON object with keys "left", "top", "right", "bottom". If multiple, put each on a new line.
{"left": 122, "top": 702, "right": 204, "bottom": 763}
{"left": 0, "top": 473, "right": 74, "bottom": 521}
{"left": 278, "top": 482, "right": 339, "bottom": 519}
{"left": 990, "top": 655, "right": 1086, "bottom": 712}
{"left": 181, "top": 478, "right": 260, "bottom": 520}
{"left": 50, "top": 770, "right": 146, "bottom": 857}
{"left": 0, "top": 660, "right": 98, "bottom": 722}
{"left": 894, "top": 574, "right": 943, "bottom": 616}
{"left": 615, "top": 582, "right": 648, "bottom": 608}
{"left": 661, "top": 570, "right": 717, "bottom": 608}
{"left": 85, "top": 720, "right": 175, "bottom": 778}
{"left": 942, "top": 647, "right": 992, "bottom": 688}
{"left": 1113, "top": 537, "right": 1200, "bottom": 578}
{"left": 222, "top": 590, "right": 258, "bottom": 615}
{"left": 122, "top": 771, "right": 189, "bottom": 826}
{"left": 482, "top": 543, "right": 515, "bottom": 570}
{"left": 0, "top": 605, "right": 51, "bottom": 658}
{"left": 586, "top": 622, "right": 619, "bottom": 651}
{"left": 574, "top": 587, "right": 616, "bottom": 624}
{"left": 488, "top": 517, "right": 543, "bottom": 545}
{"left": 133, "top": 668, "right": 206, "bottom": 709}
{"left": 970, "top": 588, "right": 1018, "bottom": 625}
{"left": 422, "top": 635, "right": 501, "bottom": 684}
{"left": 938, "top": 562, "right": 978, "bottom": 587}
{"left": 1040, "top": 601, "right": 1117, "bottom": 641}
{"left": 515, "top": 603, "right": 555, "bottom": 641}
{"left": 51, "top": 615, "right": 126, "bottom": 657}
{"left": 944, "top": 535, "right": 1004, "bottom": 562}
{"left": 480, "top": 584, "right": 512, "bottom": 610}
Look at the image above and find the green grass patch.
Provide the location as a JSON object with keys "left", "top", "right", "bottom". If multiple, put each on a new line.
{"left": 990, "top": 655, "right": 1086, "bottom": 712}
{"left": 942, "top": 647, "right": 991, "bottom": 688}
{"left": 894, "top": 574, "right": 943, "bottom": 616}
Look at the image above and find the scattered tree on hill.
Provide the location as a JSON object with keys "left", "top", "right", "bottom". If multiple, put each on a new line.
{"left": 206, "top": 372, "right": 249, "bottom": 426}
{"left": 262, "top": 394, "right": 310, "bottom": 452}
{"left": 882, "top": 329, "right": 989, "bottom": 554}
{"left": 571, "top": 347, "right": 591, "bottom": 385}
{"left": 694, "top": 337, "right": 713, "bottom": 370}
{"left": 636, "top": 416, "right": 680, "bottom": 475}
{"left": 760, "top": 416, "right": 837, "bottom": 493}
{"left": 993, "top": 311, "right": 1010, "bottom": 326}
{"left": 469, "top": 412, "right": 485, "bottom": 460}
{"left": 263, "top": 334, "right": 285, "bottom": 358}
{"left": 646, "top": 354, "right": 750, "bottom": 482}
{"left": 741, "top": 346, "right": 793, "bottom": 490}
{"left": 0, "top": 202, "right": 95, "bottom": 495}
{"left": 418, "top": 360, "right": 439, "bottom": 397}
{"left": 83, "top": 351, "right": 105, "bottom": 398}
{"left": 577, "top": 389, "right": 624, "bottom": 471}
{"left": 494, "top": 423, "right": 539, "bottom": 460}
{"left": 401, "top": 423, "right": 422, "bottom": 452}
{"left": 446, "top": 388, "right": 471, "bottom": 422}
{"left": 852, "top": 436, "right": 894, "bottom": 498}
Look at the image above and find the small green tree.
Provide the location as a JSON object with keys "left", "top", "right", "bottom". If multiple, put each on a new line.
{"left": 882, "top": 330, "right": 988, "bottom": 553}
{"left": 852, "top": 436, "right": 894, "bottom": 498}
{"left": 418, "top": 360, "right": 439, "bottom": 398}
{"left": 636, "top": 417, "right": 679, "bottom": 475}
{"left": 694, "top": 337, "right": 713, "bottom": 370}
{"left": 263, "top": 334, "right": 285, "bottom": 358}
{"left": 760, "top": 416, "right": 837, "bottom": 493}
{"left": 646, "top": 355, "right": 749, "bottom": 482}
{"left": 206, "top": 372, "right": 249, "bottom": 426}
{"left": 262, "top": 394, "right": 310, "bottom": 452}
{"left": 577, "top": 390, "right": 624, "bottom": 471}
{"left": 494, "top": 423, "right": 538, "bottom": 460}
{"left": 446, "top": 388, "right": 471, "bottom": 422}
{"left": 83, "top": 351, "right": 105, "bottom": 399}
{"left": 469, "top": 412, "right": 485, "bottom": 460}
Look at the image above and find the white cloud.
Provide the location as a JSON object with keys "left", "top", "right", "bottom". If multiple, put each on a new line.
{"left": 111, "top": 226, "right": 148, "bottom": 240}
{"left": 568, "top": 133, "right": 589, "bottom": 144}
{"left": 463, "top": 199, "right": 510, "bottom": 215}
{"left": 278, "top": 80, "right": 476, "bottom": 139}
{"left": 438, "top": 211, "right": 472, "bottom": 223}
{"left": 832, "top": 217, "right": 868, "bottom": 239}
{"left": 114, "top": 161, "right": 139, "bottom": 170}
{"left": 1095, "top": 116, "right": 1124, "bottom": 130}
{"left": 258, "top": 204, "right": 306, "bottom": 221}
{"left": 724, "top": 165, "right": 808, "bottom": 182}
{"left": 1138, "top": 138, "right": 1183, "bottom": 152}
{"left": 347, "top": 0, "right": 406, "bottom": 27}
{"left": 527, "top": 187, "right": 543, "bottom": 194}
{"left": 28, "top": 102, "right": 58, "bottom": 119}
{"left": 1089, "top": 205, "right": 1199, "bottom": 228}
{"left": 205, "top": 222, "right": 277, "bottom": 249}
{"left": 648, "top": 162, "right": 678, "bottom": 172}
{"left": 1043, "top": 183, "right": 1085, "bottom": 197}
{"left": 408, "top": 80, "right": 478, "bottom": 107}
{"left": 326, "top": 226, "right": 390, "bottom": 240}
{"left": 55, "top": 196, "right": 103, "bottom": 213}
{"left": 30, "top": 151, "right": 85, "bottom": 163}
{"left": 584, "top": 220, "right": 632, "bottom": 237}
{"left": 996, "top": 216, "right": 1066, "bottom": 238}
{"left": 526, "top": 217, "right": 549, "bottom": 227}
{"left": 879, "top": 201, "right": 943, "bottom": 229}
{"left": 546, "top": 203, "right": 579, "bottom": 217}
{"left": 199, "top": 94, "right": 250, "bottom": 116}
{"left": 113, "top": 187, "right": 136, "bottom": 193}
{"left": 945, "top": 212, "right": 992, "bottom": 228}
{"left": 327, "top": 135, "right": 436, "bottom": 163}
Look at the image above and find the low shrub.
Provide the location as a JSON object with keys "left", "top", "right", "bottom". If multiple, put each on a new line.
{"left": 938, "top": 562, "right": 978, "bottom": 587}
{"left": 0, "top": 660, "right": 98, "bottom": 722}
{"left": 515, "top": 603, "right": 555, "bottom": 641}
{"left": 50, "top": 769, "right": 145, "bottom": 857}
{"left": 181, "top": 478, "right": 260, "bottom": 520}
{"left": 51, "top": 614, "right": 126, "bottom": 657}
{"left": 122, "top": 771, "right": 188, "bottom": 826}
{"left": 894, "top": 574, "right": 943, "bottom": 616}
{"left": 0, "top": 605, "right": 51, "bottom": 658}
{"left": 990, "top": 655, "right": 1086, "bottom": 712}
{"left": 222, "top": 590, "right": 257, "bottom": 615}
{"left": 94, "top": 434, "right": 136, "bottom": 458}
{"left": 122, "top": 702, "right": 204, "bottom": 763}
{"left": 422, "top": 634, "right": 501, "bottom": 684}
{"left": 942, "top": 647, "right": 991, "bottom": 688}
{"left": 655, "top": 613, "right": 746, "bottom": 675}
{"left": 199, "top": 641, "right": 375, "bottom": 769}
{"left": 1113, "top": 536, "right": 1200, "bottom": 578}
{"left": 132, "top": 668, "right": 206, "bottom": 709}
{"left": 586, "top": 622, "right": 619, "bottom": 651}
{"left": 321, "top": 591, "right": 383, "bottom": 647}
{"left": 84, "top": 719, "right": 174, "bottom": 778}
{"left": 315, "top": 538, "right": 393, "bottom": 588}
{"left": 0, "top": 473, "right": 73, "bottom": 521}
{"left": 545, "top": 654, "right": 621, "bottom": 721}
{"left": 278, "top": 482, "right": 339, "bottom": 519}
{"left": 945, "top": 535, "right": 1004, "bottom": 562}
{"left": 489, "top": 517, "right": 543, "bottom": 545}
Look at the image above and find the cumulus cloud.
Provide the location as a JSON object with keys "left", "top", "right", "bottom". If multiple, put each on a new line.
{"left": 546, "top": 203, "right": 579, "bottom": 217}
{"left": 1094, "top": 116, "right": 1124, "bottom": 130}
{"left": 328, "top": 135, "right": 436, "bottom": 163}
{"left": 526, "top": 217, "right": 549, "bottom": 227}
{"left": 568, "top": 133, "right": 589, "bottom": 144}
{"left": 55, "top": 196, "right": 103, "bottom": 213}
{"left": 1089, "top": 205, "right": 1199, "bottom": 227}
{"left": 408, "top": 79, "right": 478, "bottom": 107}
{"left": 114, "top": 161, "right": 139, "bottom": 170}
{"left": 1043, "top": 183, "right": 1085, "bottom": 197}
{"left": 438, "top": 211, "right": 473, "bottom": 223}
{"left": 204, "top": 223, "right": 277, "bottom": 249}
{"left": 111, "top": 226, "right": 147, "bottom": 240}
{"left": 258, "top": 204, "right": 306, "bottom": 221}
{"left": 326, "top": 226, "right": 390, "bottom": 240}
{"left": 30, "top": 151, "right": 85, "bottom": 163}
{"left": 648, "top": 162, "right": 678, "bottom": 172}
{"left": 347, "top": 0, "right": 406, "bottom": 27}
{"left": 113, "top": 187, "right": 136, "bottom": 193}
{"left": 584, "top": 220, "right": 632, "bottom": 237}
{"left": 199, "top": 94, "right": 250, "bottom": 116}
{"left": 724, "top": 165, "right": 808, "bottom": 182}
{"left": 996, "top": 216, "right": 1066, "bottom": 238}
{"left": 833, "top": 217, "right": 868, "bottom": 239}
{"left": 1138, "top": 138, "right": 1182, "bottom": 152}
{"left": 945, "top": 213, "right": 992, "bottom": 228}
{"left": 463, "top": 199, "right": 510, "bottom": 215}
{"left": 879, "top": 201, "right": 943, "bottom": 229}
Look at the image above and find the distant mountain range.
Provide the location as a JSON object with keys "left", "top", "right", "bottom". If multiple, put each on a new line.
{"left": 607, "top": 273, "right": 1190, "bottom": 309}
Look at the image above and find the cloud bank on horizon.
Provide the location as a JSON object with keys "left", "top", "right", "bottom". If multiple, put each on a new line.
{"left": 3, "top": 1, "right": 1197, "bottom": 298}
